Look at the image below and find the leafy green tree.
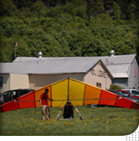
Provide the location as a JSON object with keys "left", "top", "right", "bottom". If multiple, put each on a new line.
{"left": 0, "top": 0, "right": 138, "bottom": 62}
{"left": 75, "top": 5, "right": 86, "bottom": 19}
{"left": 126, "top": 4, "right": 135, "bottom": 20}
{"left": 31, "top": 0, "right": 45, "bottom": 16}
{"left": 0, "top": 0, "right": 15, "bottom": 16}
{"left": 113, "top": 2, "right": 121, "bottom": 20}
{"left": 64, "top": 2, "right": 75, "bottom": 16}
{"left": 13, "top": 0, "right": 36, "bottom": 9}
{"left": 86, "top": 0, "right": 92, "bottom": 21}
{"left": 16, "top": 39, "right": 32, "bottom": 57}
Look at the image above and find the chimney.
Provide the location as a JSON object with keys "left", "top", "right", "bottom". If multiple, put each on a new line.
{"left": 110, "top": 50, "right": 114, "bottom": 56}
{"left": 38, "top": 52, "right": 42, "bottom": 58}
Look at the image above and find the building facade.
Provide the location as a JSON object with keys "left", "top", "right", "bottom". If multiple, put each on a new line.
{"left": 0, "top": 59, "right": 113, "bottom": 93}
{"left": 0, "top": 52, "right": 138, "bottom": 93}
{"left": 105, "top": 54, "right": 139, "bottom": 89}
{"left": 0, "top": 73, "right": 29, "bottom": 93}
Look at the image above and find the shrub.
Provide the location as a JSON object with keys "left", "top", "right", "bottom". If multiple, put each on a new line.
{"left": 109, "top": 84, "right": 121, "bottom": 90}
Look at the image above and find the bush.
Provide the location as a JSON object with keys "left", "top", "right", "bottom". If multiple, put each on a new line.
{"left": 109, "top": 84, "right": 121, "bottom": 90}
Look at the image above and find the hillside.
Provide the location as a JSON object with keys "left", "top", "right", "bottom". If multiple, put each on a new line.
{"left": 0, "top": 0, "right": 139, "bottom": 62}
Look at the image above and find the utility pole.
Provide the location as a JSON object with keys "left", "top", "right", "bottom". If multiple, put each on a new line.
{"left": 14, "top": 42, "right": 18, "bottom": 59}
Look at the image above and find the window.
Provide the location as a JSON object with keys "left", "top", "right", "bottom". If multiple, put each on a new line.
{"left": 132, "top": 90, "right": 139, "bottom": 95}
{"left": 0, "top": 77, "right": 3, "bottom": 87}
{"left": 11, "top": 91, "right": 18, "bottom": 99}
{"left": 134, "top": 68, "right": 136, "bottom": 77}
{"left": 120, "top": 91, "right": 129, "bottom": 97}
{"left": 96, "top": 83, "right": 101, "bottom": 88}
{"left": 3, "top": 92, "right": 11, "bottom": 97}
{"left": 20, "top": 90, "right": 29, "bottom": 96}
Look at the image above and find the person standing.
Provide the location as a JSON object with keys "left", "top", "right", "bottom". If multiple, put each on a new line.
{"left": 40, "top": 88, "right": 53, "bottom": 120}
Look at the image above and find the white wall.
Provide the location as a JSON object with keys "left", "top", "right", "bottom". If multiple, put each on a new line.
{"left": 29, "top": 73, "right": 84, "bottom": 89}
{"left": 10, "top": 74, "right": 29, "bottom": 90}
{"left": 29, "top": 63, "right": 112, "bottom": 90}
{"left": 128, "top": 58, "right": 139, "bottom": 90}
{"left": 84, "top": 62, "right": 112, "bottom": 90}
{"left": 0, "top": 66, "right": 112, "bottom": 93}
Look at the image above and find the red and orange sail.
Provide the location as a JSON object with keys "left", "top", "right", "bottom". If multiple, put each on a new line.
{"left": 0, "top": 78, "right": 139, "bottom": 112}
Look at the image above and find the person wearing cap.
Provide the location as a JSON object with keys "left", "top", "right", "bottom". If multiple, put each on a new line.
{"left": 40, "top": 88, "right": 53, "bottom": 120}
{"left": 56, "top": 101, "right": 83, "bottom": 120}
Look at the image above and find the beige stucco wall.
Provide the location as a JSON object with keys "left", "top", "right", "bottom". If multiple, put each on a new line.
{"left": 29, "top": 73, "right": 85, "bottom": 90}
{"left": 29, "top": 62, "right": 112, "bottom": 90}
{"left": 0, "top": 74, "right": 10, "bottom": 93}
{"left": 10, "top": 74, "right": 29, "bottom": 90}
{"left": 1, "top": 62, "right": 112, "bottom": 92}
{"left": 83, "top": 62, "right": 112, "bottom": 90}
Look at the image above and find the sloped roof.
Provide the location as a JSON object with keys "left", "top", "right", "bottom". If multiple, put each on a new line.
{"left": 0, "top": 54, "right": 137, "bottom": 78}
{"left": 13, "top": 54, "right": 136, "bottom": 65}
{"left": 99, "top": 54, "right": 137, "bottom": 65}
{"left": 0, "top": 58, "right": 101, "bottom": 74}
{"left": 107, "top": 64, "right": 130, "bottom": 78}
{"left": 101, "top": 54, "right": 137, "bottom": 78}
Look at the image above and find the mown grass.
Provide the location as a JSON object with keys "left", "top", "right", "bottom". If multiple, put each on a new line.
{"left": 0, "top": 106, "right": 139, "bottom": 136}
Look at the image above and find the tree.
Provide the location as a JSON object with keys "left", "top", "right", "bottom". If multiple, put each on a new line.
{"left": 0, "top": 0, "right": 15, "bottom": 16}
{"left": 126, "top": 4, "right": 135, "bottom": 20}
{"left": 113, "top": 2, "right": 121, "bottom": 20}
{"left": 75, "top": 5, "right": 86, "bottom": 19}
{"left": 0, "top": 0, "right": 138, "bottom": 62}
{"left": 86, "top": 0, "right": 92, "bottom": 21}
{"left": 13, "top": 0, "right": 36, "bottom": 9}
{"left": 31, "top": 0, "right": 45, "bottom": 16}
{"left": 64, "top": 2, "right": 75, "bottom": 16}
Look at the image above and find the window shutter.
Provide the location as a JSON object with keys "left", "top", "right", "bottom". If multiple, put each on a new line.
{"left": 134, "top": 68, "right": 136, "bottom": 77}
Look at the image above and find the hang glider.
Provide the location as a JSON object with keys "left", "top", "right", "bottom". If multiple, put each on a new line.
{"left": 0, "top": 78, "right": 139, "bottom": 113}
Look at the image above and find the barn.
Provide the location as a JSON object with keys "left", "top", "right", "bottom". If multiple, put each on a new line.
{"left": 0, "top": 51, "right": 138, "bottom": 93}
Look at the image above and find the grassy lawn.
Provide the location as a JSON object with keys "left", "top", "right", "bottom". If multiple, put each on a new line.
{"left": 0, "top": 105, "right": 139, "bottom": 136}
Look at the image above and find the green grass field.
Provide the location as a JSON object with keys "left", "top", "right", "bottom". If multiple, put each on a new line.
{"left": 0, "top": 106, "right": 139, "bottom": 136}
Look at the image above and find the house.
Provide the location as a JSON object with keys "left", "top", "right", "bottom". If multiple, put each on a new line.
{"left": 0, "top": 54, "right": 113, "bottom": 93}
{"left": 99, "top": 51, "right": 139, "bottom": 89}
{"left": 0, "top": 51, "right": 138, "bottom": 93}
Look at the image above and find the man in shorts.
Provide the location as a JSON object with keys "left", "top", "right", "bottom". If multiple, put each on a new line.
{"left": 40, "top": 88, "right": 53, "bottom": 120}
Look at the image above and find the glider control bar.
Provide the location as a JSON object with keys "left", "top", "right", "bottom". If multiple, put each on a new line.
{"left": 14, "top": 100, "right": 40, "bottom": 102}
{"left": 53, "top": 97, "right": 122, "bottom": 101}
{"left": 14, "top": 97, "right": 122, "bottom": 102}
